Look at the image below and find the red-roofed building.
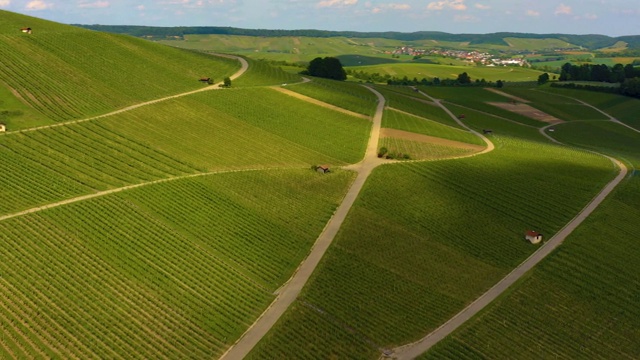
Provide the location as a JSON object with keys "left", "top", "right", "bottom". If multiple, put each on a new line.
{"left": 525, "top": 230, "right": 543, "bottom": 244}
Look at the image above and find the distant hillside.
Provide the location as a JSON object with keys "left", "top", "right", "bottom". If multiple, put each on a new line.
{"left": 0, "top": 10, "right": 238, "bottom": 124}
{"left": 75, "top": 24, "right": 640, "bottom": 50}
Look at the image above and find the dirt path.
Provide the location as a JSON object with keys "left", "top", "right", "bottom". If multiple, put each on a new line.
{"left": 270, "top": 86, "right": 370, "bottom": 119}
{"left": 388, "top": 105, "right": 627, "bottom": 360}
{"left": 3, "top": 54, "right": 249, "bottom": 136}
{"left": 219, "top": 86, "right": 386, "bottom": 360}
{"left": 484, "top": 87, "right": 530, "bottom": 103}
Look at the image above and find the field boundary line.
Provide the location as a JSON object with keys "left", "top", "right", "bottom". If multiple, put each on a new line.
{"left": 1, "top": 54, "right": 248, "bottom": 136}
{"left": 270, "top": 85, "right": 371, "bottom": 120}
{"left": 0, "top": 167, "right": 287, "bottom": 223}
{"left": 388, "top": 106, "right": 627, "bottom": 360}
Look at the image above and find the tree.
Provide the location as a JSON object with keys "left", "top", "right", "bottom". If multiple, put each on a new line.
{"left": 456, "top": 72, "right": 471, "bottom": 84}
{"left": 496, "top": 80, "right": 504, "bottom": 88}
{"left": 620, "top": 77, "right": 640, "bottom": 98}
{"left": 223, "top": 77, "right": 231, "bottom": 87}
{"left": 306, "top": 57, "right": 347, "bottom": 80}
{"left": 537, "top": 72, "right": 550, "bottom": 85}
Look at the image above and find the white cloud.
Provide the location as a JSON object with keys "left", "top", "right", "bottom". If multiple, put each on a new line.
{"left": 427, "top": 0, "right": 466, "bottom": 11}
{"left": 0, "top": 0, "right": 10, "bottom": 8}
{"left": 526, "top": 9, "right": 540, "bottom": 17}
{"left": 554, "top": 3, "right": 572, "bottom": 15}
{"left": 475, "top": 3, "right": 489, "bottom": 10}
{"left": 78, "top": 1, "right": 110, "bottom": 8}
{"left": 371, "top": 2, "right": 410, "bottom": 13}
{"left": 317, "top": 0, "right": 357, "bottom": 8}
{"left": 26, "top": 0, "right": 53, "bottom": 10}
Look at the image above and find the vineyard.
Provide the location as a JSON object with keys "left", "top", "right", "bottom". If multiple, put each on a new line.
{"left": 0, "top": 169, "right": 355, "bottom": 359}
{"left": 2, "top": 9, "right": 639, "bottom": 360}
{"left": 422, "top": 122, "right": 640, "bottom": 359}
{"left": 248, "top": 132, "right": 616, "bottom": 357}
{"left": 231, "top": 58, "right": 302, "bottom": 87}
{"left": 382, "top": 108, "right": 485, "bottom": 145}
{"left": 285, "top": 77, "right": 378, "bottom": 117}
{"left": 0, "top": 11, "right": 239, "bottom": 125}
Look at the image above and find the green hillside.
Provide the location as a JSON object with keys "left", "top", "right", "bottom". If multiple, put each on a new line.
{"left": 0, "top": 10, "right": 238, "bottom": 127}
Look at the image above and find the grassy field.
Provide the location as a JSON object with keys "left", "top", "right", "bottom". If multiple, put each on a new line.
{"left": 374, "top": 86, "right": 462, "bottom": 128}
{"left": 0, "top": 169, "right": 355, "bottom": 359}
{"left": 0, "top": 11, "right": 239, "bottom": 126}
{"left": 248, "top": 113, "right": 616, "bottom": 358}
{"left": 349, "top": 63, "right": 547, "bottom": 82}
{"left": 423, "top": 121, "right": 640, "bottom": 359}
{"left": 231, "top": 57, "right": 302, "bottom": 87}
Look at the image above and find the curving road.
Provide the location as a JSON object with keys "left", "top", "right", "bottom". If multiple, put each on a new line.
{"left": 388, "top": 98, "right": 627, "bottom": 360}
{"left": 219, "top": 86, "right": 387, "bottom": 360}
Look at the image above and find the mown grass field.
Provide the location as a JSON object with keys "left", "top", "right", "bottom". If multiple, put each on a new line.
{"left": 423, "top": 121, "right": 640, "bottom": 359}
{"left": 0, "top": 10, "right": 239, "bottom": 126}
{"left": 0, "top": 169, "right": 355, "bottom": 359}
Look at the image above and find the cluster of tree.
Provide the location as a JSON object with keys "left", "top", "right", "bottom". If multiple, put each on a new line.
{"left": 558, "top": 62, "right": 640, "bottom": 83}
{"left": 302, "top": 57, "right": 346, "bottom": 80}
{"left": 347, "top": 69, "right": 504, "bottom": 87}
{"left": 551, "top": 78, "right": 640, "bottom": 98}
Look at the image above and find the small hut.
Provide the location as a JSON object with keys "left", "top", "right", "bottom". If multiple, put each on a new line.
{"left": 199, "top": 77, "right": 211, "bottom": 82}
{"left": 482, "top": 129, "right": 493, "bottom": 134}
{"left": 20, "top": 27, "right": 32, "bottom": 34}
{"left": 0, "top": 123, "right": 6, "bottom": 132}
{"left": 316, "top": 165, "right": 330, "bottom": 174}
{"left": 525, "top": 230, "right": 543, "bottom": 244}
{"left": 457, "top": 114, "right": 466, "bottom": 119}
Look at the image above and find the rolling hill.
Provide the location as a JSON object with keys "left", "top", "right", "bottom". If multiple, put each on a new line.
{"left": 1, "top": 9, "right": 639, "bottom": 360}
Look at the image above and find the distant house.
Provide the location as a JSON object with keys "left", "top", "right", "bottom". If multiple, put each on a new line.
{"left": 525, "top": 230, "right": 543, "bottom": 244}
{"left": 316, "top": 165, "right": 330, "bottom": 174}
{"left": 20, "top": 27, "right": 32, "bottom": 34}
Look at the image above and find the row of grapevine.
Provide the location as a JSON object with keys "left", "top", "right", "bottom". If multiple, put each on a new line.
{"left": 0, "top": 169, "right": 355, "bottom": 358}
{"left": 232, "top": 58, "right": 302, "bottom": 87}
{"left": 378, "top": 137, "right": 479, "bottom": 160}
{"left": 0, "top": 29, "right": 239, "bottom": 123}
{"left": 0, "top": 121, "right": 198, "bottom": 216}
{"left": 249, "top": 125, "right": 616, "bottom": 357}
{"left": 285, "top": 77, "right": 378, "bottom": 116}
{"left": 382, "top": 108, "right": 485, "bottom": 145}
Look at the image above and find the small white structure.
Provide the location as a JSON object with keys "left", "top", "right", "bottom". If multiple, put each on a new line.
{"left": 0, "top": 123, "right": 6, "bottom": 132}
{"left": 525, "top": 230, "right": 543, "bottom": 244}
{"left": 20, "top": 27, "right": 32, "bottom": 34}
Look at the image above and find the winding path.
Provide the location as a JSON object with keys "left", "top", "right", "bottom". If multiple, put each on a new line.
{"left": 4, "top": 54, "right": 249, "bottom": 136}
{"left": 388, "top": 99, "right": 628, "bottom": 360}
{"left": 219, "top": 86, "right": 387, "bottom": 360}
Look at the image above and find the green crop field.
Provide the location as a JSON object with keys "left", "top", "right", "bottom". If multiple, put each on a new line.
{"left": 349, "top": 63, "right": 547, "bottom": 82}
{"left": 249, "top": 134, "right": 615, "bottom": 358}
{"left": 0, "top": 169, "right": 355, "bottom": 359}
{"left": 0, "top": 10, "right": 239, "bottom": 126}
{"left": 285, "top": 77, "right": 378, "bottom": 116}
{"left": 382, "top": 109, "right": 484, "bottom": 145}
{"left": 2, "top": 9, "right": 640, "bottom": 360}
{"left": 423, "top": 122, "right": 640, "bottom": 359}
{"left": 231, "top": 58, "right": 302, "bottom": 87}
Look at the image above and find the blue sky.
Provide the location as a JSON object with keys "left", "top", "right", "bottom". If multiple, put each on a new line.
{"left": 2, "top": 0, "right": 639, "bottom": 36}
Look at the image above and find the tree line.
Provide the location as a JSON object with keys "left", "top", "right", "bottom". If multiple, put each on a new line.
{"left": 547, "top": 62, "right": 640, "bottom": 98}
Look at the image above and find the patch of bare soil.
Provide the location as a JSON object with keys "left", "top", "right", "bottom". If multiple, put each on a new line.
{"left": 380, "top": 128, "right": 485, "bottom": 150}
{"left": 270, "top": 86, "right": 370, "bottom": 120}
{"left": 488, "top": 102, "right": 563, "bottom": 124}
{"left": 484, "top": 88, "right": 530, "bottom": 103}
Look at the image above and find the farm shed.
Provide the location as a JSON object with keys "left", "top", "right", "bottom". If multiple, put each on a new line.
{"left": 525, "top": 230, "right": 543, "bottom": 244}
{"left": 0, "top": 123, "right": 6, "bottom": 132}
{"left": 316, "top": 165, "right": 330, "bottom": 174}
{"left": 199, "top": 77, "right": 211, "bottom": 82}
{"left": 20, "top": 27, "right": 32, "bottom": 34}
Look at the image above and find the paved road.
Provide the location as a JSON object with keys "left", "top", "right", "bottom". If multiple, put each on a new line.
{"left": 219, "top": 86, "right": 386, "bottom": 360}
{"left": 389, "top": 99, "right": 627, "bottom": 360}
